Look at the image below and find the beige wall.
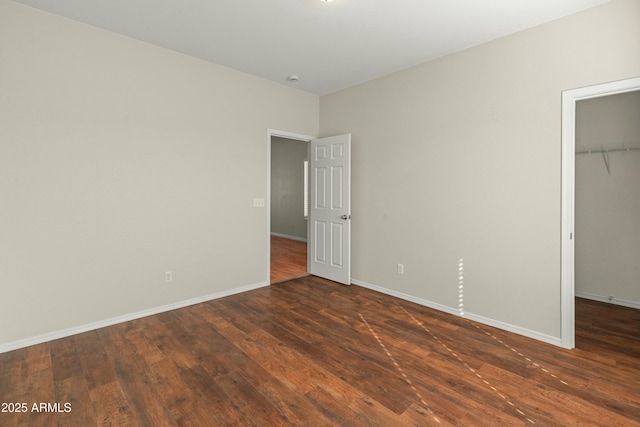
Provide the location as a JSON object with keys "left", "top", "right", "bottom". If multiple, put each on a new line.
{"left": 575, "top": 91, "right": 640, "bottom": 305}
{"left": 0, "top": 1, "right": 319, "bottom": 348}
{"left": 271, "top": 137, "right": 309, "bottom": 240}
{"left": 320, "top": 0, "right": 640, "bottom": 340}
{"left": 2, "top": 0, "right": 639, "bottom": 350}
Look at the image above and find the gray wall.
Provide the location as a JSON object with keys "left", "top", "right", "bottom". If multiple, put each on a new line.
{"left": 271, "top": 137, "right": 308, "bottom": 240}
{"left": 0, "top": 0, "right": 319, "bottom": 349}
{"left": 320, "top": 0, "right": 640, "bottom": 342}
{"left": 575, "top": 91, "right": 640, "bottom": 305}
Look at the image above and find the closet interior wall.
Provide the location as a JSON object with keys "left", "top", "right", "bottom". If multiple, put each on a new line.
{"left": 574, "top": 90, "right": 640, "bottom": 308}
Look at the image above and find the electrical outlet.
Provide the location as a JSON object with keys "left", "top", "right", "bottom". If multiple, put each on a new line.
{"left": 165, "top": 271, "right": 173, "bottom": 283}
{"left": 397, "top": 263, "right": 404, "bottom": 275}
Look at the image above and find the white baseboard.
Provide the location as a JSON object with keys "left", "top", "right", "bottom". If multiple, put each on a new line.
{"left": 352, "top": 278, "right": 562, "bottom": 347}
{"left": 352, "top": 279, "right": 460, "bottom": 316}
{"left": 461, "top": 312, "right": 561, "bottom": 347}
{"left": 0, "top": 281, "right": 269, "bottom": 354}
{"left": 575, "top": 291, "right": 640, "bottom": 309}
{"left": 270, "top": 232, "right": 307, "bottom": 242}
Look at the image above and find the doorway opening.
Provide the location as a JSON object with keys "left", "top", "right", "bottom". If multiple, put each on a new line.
{"left": 561, "top": 76, "right": 640, "bottom": 349}
{"left": 575, "top": 91, "right": 640, "bottom": 306}
{"left": 270, "top": 135, "right": 310, "bottom": 283}
{"left": 267, "top": 130, "right": 315, "bottom": 284}
{"left": 267, "top": 129, "right": 352, "bottom": 286}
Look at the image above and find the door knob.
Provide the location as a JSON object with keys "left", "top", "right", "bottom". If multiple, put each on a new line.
{"left": 340, "top": 214, "right": 351, "bottom": 220}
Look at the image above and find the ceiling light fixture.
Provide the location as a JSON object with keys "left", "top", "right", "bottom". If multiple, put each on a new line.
{"left": 287, "top": 75, "right": 299, "bottom": 82}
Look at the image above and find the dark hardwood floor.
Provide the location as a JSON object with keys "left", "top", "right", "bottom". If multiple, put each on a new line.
{"left": 270, "top": 235, "right": 308, "bottom": 283}
{"left": 1, "top": 278, "right": 638, "bottom": 426}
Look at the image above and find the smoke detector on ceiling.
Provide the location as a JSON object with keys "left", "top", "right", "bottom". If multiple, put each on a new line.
{"left": 287, "top": 75, "right": 299, "bottom": 82}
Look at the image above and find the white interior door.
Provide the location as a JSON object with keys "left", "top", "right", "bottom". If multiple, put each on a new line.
{"left": 309, "top": 134, "right": 351, "bottom": 285}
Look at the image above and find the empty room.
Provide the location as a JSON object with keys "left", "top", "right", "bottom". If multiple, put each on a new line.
{"left": 1, "top": 0, "right": 639, "bottom": 425}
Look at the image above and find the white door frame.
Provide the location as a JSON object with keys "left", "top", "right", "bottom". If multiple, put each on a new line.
{"left": 266, "top": 129, "right": 316, "bottom": 283}
{"left": 560, "top": 76, "right": 640, "bottom": 349}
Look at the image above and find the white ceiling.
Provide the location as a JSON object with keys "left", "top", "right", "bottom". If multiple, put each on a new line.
{"left": 13, "top": 0, "right": 609, "bottom": 95}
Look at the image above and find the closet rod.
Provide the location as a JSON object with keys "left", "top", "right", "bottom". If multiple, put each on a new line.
{"left": 575, "top": 147, "right": 640, "bottom": 155}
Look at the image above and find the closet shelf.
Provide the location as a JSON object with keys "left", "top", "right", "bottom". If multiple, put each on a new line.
{"left": 575, "top": 146, "right": 639, "bottom": 175}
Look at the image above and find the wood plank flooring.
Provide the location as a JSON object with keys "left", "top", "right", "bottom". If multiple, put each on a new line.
{"left": 270, "top": 235, "right": 308, "bottom": 283}
{"left": 1, "top": 278, "right": 638, "bottom": 426}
